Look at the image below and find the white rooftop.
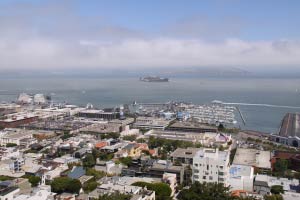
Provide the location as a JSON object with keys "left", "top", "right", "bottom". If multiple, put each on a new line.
{"left": 233, "top": 148, "right": 271, "bottom": 169}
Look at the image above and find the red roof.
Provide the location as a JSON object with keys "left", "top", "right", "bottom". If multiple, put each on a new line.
{"left": 136, "top": 143, "right": 149, "bottom": 150}
{"left": 148, "top": 149, "right": 156, "bottom": 155}
{"left": 95, "top": 141, "right": 107, "bottom": 149}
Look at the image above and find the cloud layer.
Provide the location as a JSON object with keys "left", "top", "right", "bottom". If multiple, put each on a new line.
{"left": 0, "top": 1, "right": 300, "bottom": 72}
{"left": 1, "top": 37, "right": 300, "bottom": 71}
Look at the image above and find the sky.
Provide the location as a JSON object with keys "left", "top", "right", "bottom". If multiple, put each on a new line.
{"left": 0, "top": 0, "right": 300, "bottom": 74}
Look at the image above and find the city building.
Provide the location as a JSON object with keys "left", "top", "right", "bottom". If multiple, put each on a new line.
{"left": 232, "top": 148, "right": 271, "bottom": 174}
{"left": 0, "top": 129, "right": 34, "bottom": 146}
{"left": 228, "top": 164, "right": 254, "bottom": 191}
{"left": 271, "top": 151, "right": 300, "bottom": 171}
{"left": 0, "top": 157, "right": 25, "bottom": 177}
{"left": 270, "top": 113, "right": 300, "bottom": 147}
{"left": 120, "top": 126, "right": 140, "bottom": 137}
{"left": 0, "top": 113, "right": 38, "bottom": 128}
{"left": 147, "top": 160, "right": 185, "bottom": 184}
{"left": 192, "top": 148, "right": 230, "bottom": 185}
{"left": 170, "top": 147, "right": 201, "bottom": 165}
{"left": 78, "top": 109, "right": 120, "bottom": 120}
{"left": 133, "top": 117, "right": 174, "bottom": 130}
{"left": 88, "top": 180, "right": 155, "bottom": 200}
{"left": 254, "top": 174, "right": 300, "bottom": 195}
{"left": 0, "top": 181, "right": 20, "bottom": 200}
{"left": 79, "top": 123, "right": 121, "bottom": 134}
{"left": 166, "top": 121, "right": 217, "bottom": 133}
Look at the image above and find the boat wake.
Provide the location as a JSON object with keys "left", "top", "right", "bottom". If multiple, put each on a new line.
{"left": 222, "top": 102, "right": 300, "bottom": 109}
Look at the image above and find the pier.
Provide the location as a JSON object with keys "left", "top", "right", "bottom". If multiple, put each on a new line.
{"left": 236, "top": 106, "right": 246, "bottom": 125}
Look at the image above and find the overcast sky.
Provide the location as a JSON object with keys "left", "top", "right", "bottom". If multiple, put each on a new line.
{"left": 0, "top": 0, "right": 300, "bottom": 73}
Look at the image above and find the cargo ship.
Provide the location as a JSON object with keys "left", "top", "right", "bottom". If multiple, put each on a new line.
{"left": 139, "top": 76, "right": 169, "bottom": 82}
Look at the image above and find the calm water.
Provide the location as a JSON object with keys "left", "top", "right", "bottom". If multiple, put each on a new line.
{"left": 0, "top": 77, "right": 300, "bottom": 133}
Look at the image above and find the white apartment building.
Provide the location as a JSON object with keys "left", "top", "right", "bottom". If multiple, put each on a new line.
{"left": 192, "top": 148, "right": 230, "bottom": 185}
{"left": 228, "top": 164, "right": 254, "bottom": 191}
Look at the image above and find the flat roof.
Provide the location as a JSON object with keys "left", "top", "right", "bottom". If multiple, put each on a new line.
{"left": 232, "top": 148, "right": 271, "bottom": 169}
{"left": 169, "top": 121, "right": 217, "bottom": 129}
{"left": 229, "top": 164, "right": 253, "bottom": 178}
{"left": 170, "top": 148, "right": 201, "bottom": 159}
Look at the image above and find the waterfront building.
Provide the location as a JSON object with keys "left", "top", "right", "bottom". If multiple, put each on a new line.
{"left": 78, "top": 109, "right": 120, "bottom": 120}
{"left": 0, "top": 113, "right": 38, "bottom": 128}
{"left": 166, "top": 121, "right": 217, "bottom": 133}
{"left": 133, "top": 117, "right": 174, "bottom": 130}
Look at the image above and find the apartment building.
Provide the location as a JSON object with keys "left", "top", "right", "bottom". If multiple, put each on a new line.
{"left": 192, "top": 148, "right": 230, "bottom": 185}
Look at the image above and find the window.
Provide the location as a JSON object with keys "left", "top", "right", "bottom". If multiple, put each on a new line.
{"left": 207, "top": 165, "right": 209, "bottom": 170}
{"left": 209, "top": 176, "right": 213, "bottom": 180}
{"left": 203, "top": 176, "right": 206, "bottom": 180}
{"left": 194, "top": 164, "right": 198, "bottom": 167}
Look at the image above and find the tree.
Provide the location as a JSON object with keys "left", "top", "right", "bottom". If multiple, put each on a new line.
{"left": 98, "top": 192, "right": 131, "bottom": 200}
{"left": 61, "top": 130, "right": 72, "bottom": 140}
{"left": 28, "top": 176, "right": 41, "bottom": 187}
{"left": 51, "top": 177, "right": 82, "bottom": 194}
{"left": 122, "top": 135, "right": 137, "bottom": 142}
{"left": 83, "top": 180, "right": 98, "bottom": 193}
{"left": 100, "top": 132, "right": 120, "bottom": 139}
{"left": 119, "top": 157, "right": 132, "bottom": 166}
{"left": 177, "top": 182, "right": 235, "bottom": 200}
{"left": 293, "top": 171, "right": 300, "bottom": 181}
{"left": 230, "top": 148, "right": 237, "bottom": 164}
{"left": 136, "top": 138, "right": 146, "bottom": 143}
{"left": 218, "top": 124, "right": 225, "bottom": 131}
{"left": 264, "top": 194, "right": 283, "bottom": 200}
{"left": 132, "top": 182, "right": 172, "bottom": 200}
{"left": 271, "top": 185, "right": 284, "bottom": 195}
{"left": 86, "top": 168, "right": 106, "bottom": 180}
{"left": 6, "top": 143, "right": 17, "bottom": 147}
{"left": 273, "top": 159, "right": 289, "bottom": 177}
{"left": 83, "top": 154, "right": 96, "bottom": 168}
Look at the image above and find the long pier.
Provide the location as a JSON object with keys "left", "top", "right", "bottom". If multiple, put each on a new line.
{"left": 236, "top": 106, "right": 246, "bottom": 125}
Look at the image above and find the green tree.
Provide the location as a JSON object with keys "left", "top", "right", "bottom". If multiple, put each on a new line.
{"left": 51, "top": 177, "right": 82, "bottom": 194}
{"left": 100, "top": 132, "right": 120, "bottom": 139}
{"left": 273, "top": 159, "right": 289, "bottom": 177}
{"left": 271, "top": 185, "right": 284, "bottom": 195}
{"left": 218, "top": 123, "right": 225, "bottom": 131}
{"left": 83, "top": 154, "right": 96, "bottom": 168}
{"left": 83, "top": 180, "right": 98, "bottom": 193}
{"left": 119, "top": 157, "right": 132, "bottom": 166}
{"left": 28, "top": 176, "right": 41, "bottom": 187}
{"left": 98, "top": 192, "right": 131, "bottom": 200}
{"left": 178, "top": 182, "right": 235, "bottom": 200}
{"left": 0, "top": 176, "right": 14, "bottom": 181}
{"left": 264, "top": 194, "right": 283, "bottom": 200}
{"left": 136, "top": 138, "right": 146, "bottom": 143}
{"left": 122, "top": 135, "right": 137, "bottom": 142}
{"left": 6, "top": 143, "right": 17, "bottom": 147}
{"left": 132, "top": 182, "right": 172, "bottom": 200}
{"left": 61, "top": 130, "right": 72, "bottom": 140}
{"left": 86, "top": 168, "right": 106, "bottom": 180}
